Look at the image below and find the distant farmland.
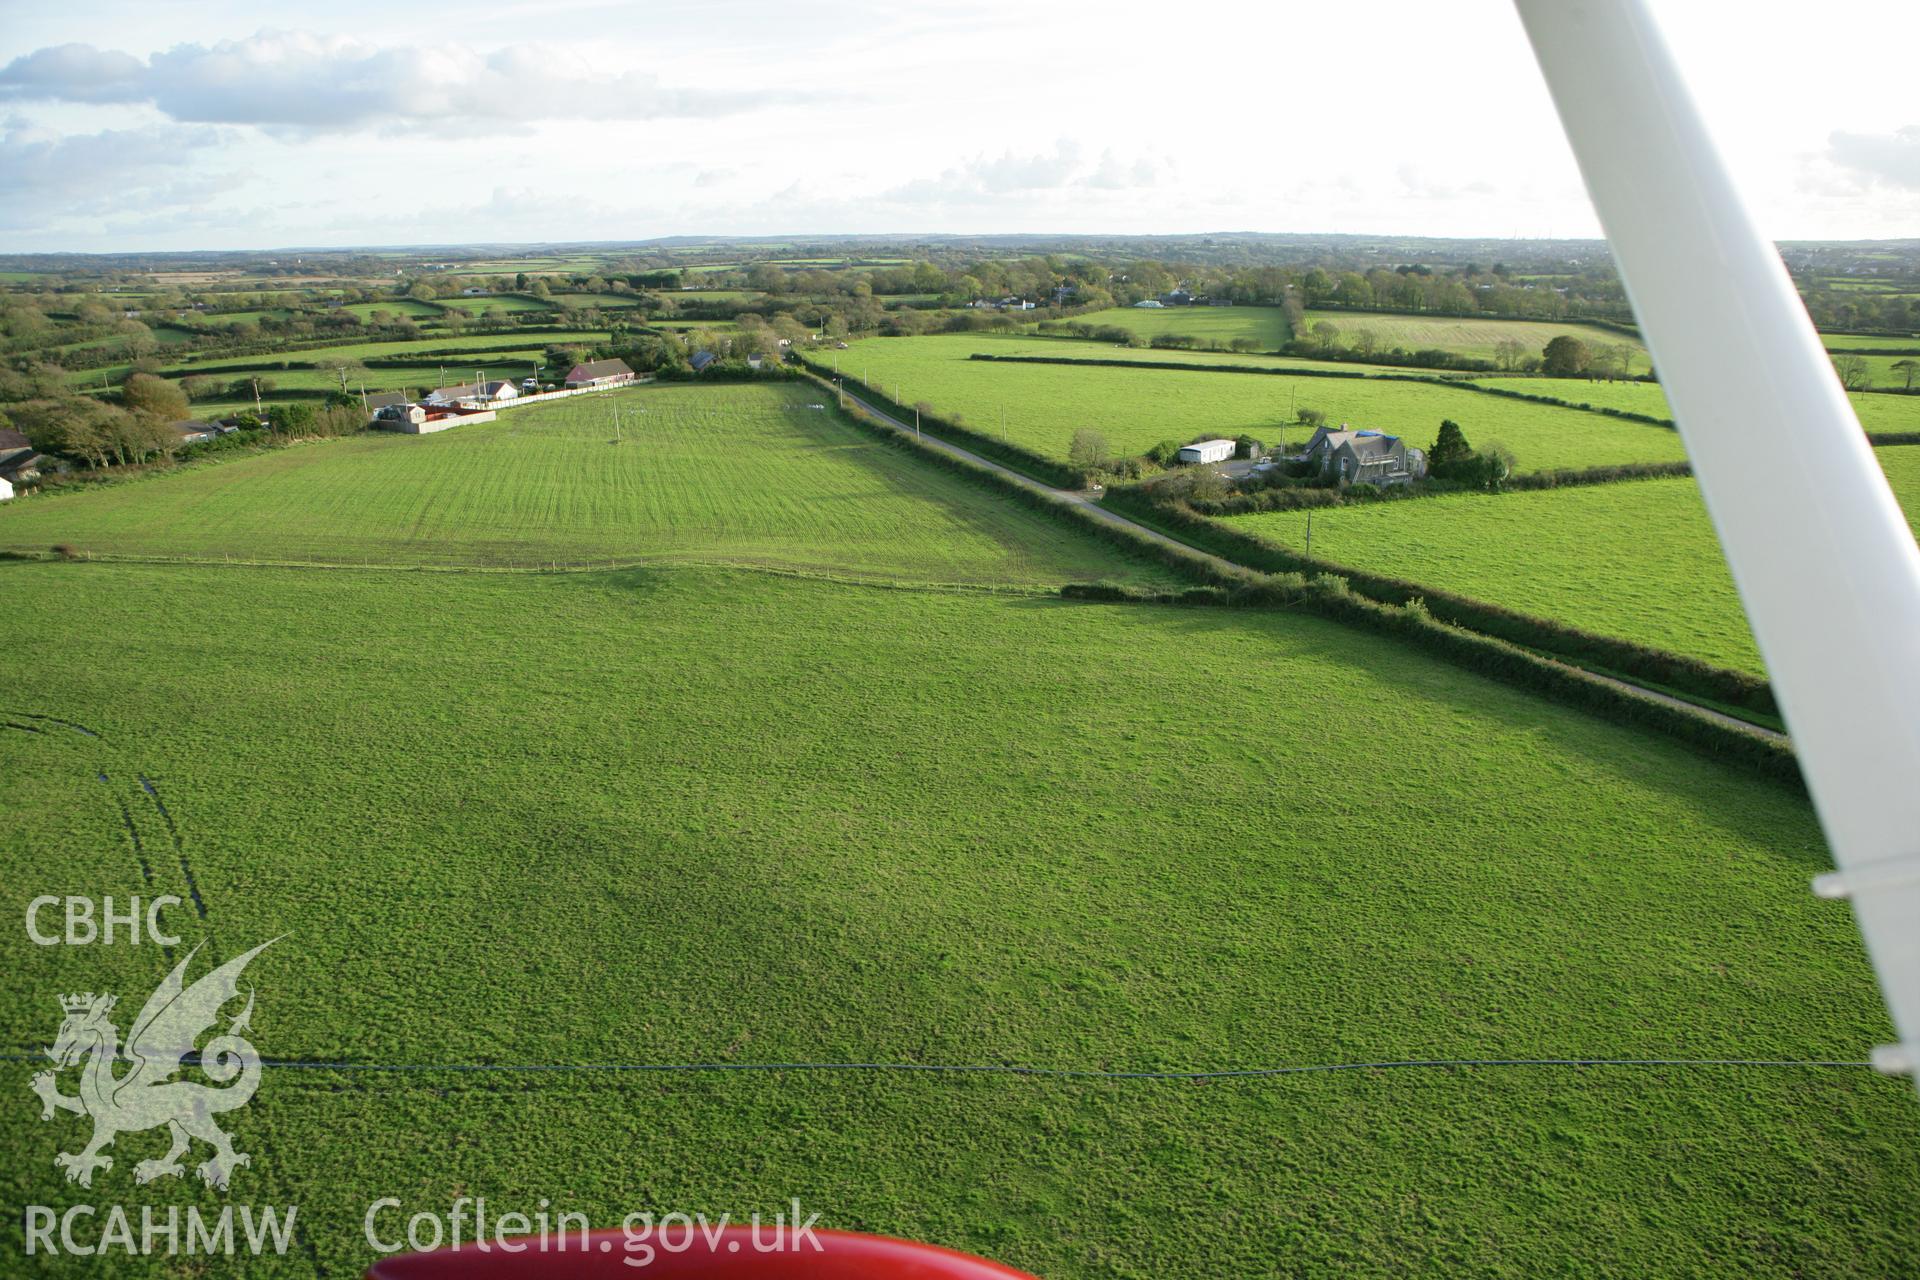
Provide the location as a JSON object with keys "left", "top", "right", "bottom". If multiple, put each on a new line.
{"left": 1469, "top": 376, "right": 1920, "bottom": 437}
{"left": 1221, "top": 444, "right": 1920, "bottom": 676}
{"left": 1065, "top": 305, "right": 1295, "bottom": 348}
{"left": 0, "top": 382, "right": 1177, "bottom": 588}
{"left": 1301, "top": 310, "right": 1650, "bottom": 365}
{"left": 834, "top": 335, "right": 1688, "bottom": 471}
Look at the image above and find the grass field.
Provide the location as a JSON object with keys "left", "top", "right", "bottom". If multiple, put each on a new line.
{"left": 1064, "top": 306, "right": 1294, "bottom": 348}
{"left": 1470, "top": 377, "right": 1920, "bottom": 437}
{"left": 1301, "top": 310, "right": 1650, "bottom": 366}
{"left": 435, "top": 294, "right": 558, "bottom": 315}
{"left": 831, "top": 335, "right": 1688, "bottom": 471}
{"left": 4, "top": 557, "right": 1916, "bottom": 1277}
{"left": 550, "top": 292, "right": 647, "bottom": 309}
{"left": 0, "top": 383, "right": 1175, "bottom": 587}
{"left": 341, "top": 300, "right": 443, "bottom": 321}
{"left": 1222, "top": 445, "right": 1920, "bottom": 676}
{"left": 838, "top": 332, "right": 1382, "bottom": 375}
{"left": 1822, "top": 333, "right": 1920, "bottom": 349}
{"left": 156, "top": 331, "right": 612, "bottom": 373}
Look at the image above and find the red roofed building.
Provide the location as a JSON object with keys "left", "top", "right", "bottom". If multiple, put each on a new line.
{"left": 563, "top": 358, "right": 636, "bottom": 390}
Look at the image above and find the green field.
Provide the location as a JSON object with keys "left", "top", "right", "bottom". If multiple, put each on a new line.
{"left": 165, "top": 353, "right": 552, "bottom": 400}
{"left": 341, "top": 300, "right": 443, "bottom": 321}
{"left": 675, "top": 289, "right": 768, "bottom": 302}
{"left": 432, "top": 294, "right": 555, "bottom": 314}
{"left": 550, "top": 292, "right": 647, "bottom": 310}
{"left": 831, "top": 336, "right": 1688, "bottom": 471}
{"left": 1222, "top": 445, "right": 1920, "bottom": 675}
{"left": 838, "top": 332, "right": 1381, "bottom": 375}
{"left": 157, "top": 331, "right": 611, "bottom": 373}
{"left": 0, "top": 383, "right": 1174, "bottom": 587}
{"left": 1065, "top": 305, "right": 1294, "bottom": 348}
{"left": 1470, "top": 377, "right": 1920, "bottom": 437}
{"left": 1822, "top": 333, "right": 1920, "bottom": 349}
{"left": 1301, "top": 310, "right": 1650, "bottom": 366}
{"left": 5, "top": 553, "right": 1917, "bottom": 1277}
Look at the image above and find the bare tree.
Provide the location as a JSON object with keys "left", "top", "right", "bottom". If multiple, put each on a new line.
{"left": 1832, "top": 352, "right": 1872, "bottom": 392}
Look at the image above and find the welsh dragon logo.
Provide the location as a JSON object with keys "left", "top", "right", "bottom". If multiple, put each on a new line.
{"left": 30, "top": 940, "right": 275, "bottom": 1189}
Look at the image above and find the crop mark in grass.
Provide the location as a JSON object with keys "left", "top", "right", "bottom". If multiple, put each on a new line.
{"left": 8, "top": 708, "right": 211, "bottom": 934}
{"left": 141, "top": 774, "right": 207, "bottom": 919}
{"left": 97, "top": 770, "right": 177, "bottom": 959}
{"left": 8, "top": 711, "right": 104, "bottom": 738}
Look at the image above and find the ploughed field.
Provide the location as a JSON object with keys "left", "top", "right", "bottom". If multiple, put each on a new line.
{"left": 831, "top": 335, "right": 1688, "bottom": 471}
{"left": 1222, "top": 444, "right": 1920, "bottom": 677}
{"left": 4, "top": 559, "right": 1916, "bottom": 1278}
{"left": 0, "top": 382, "right": 1175, "bottom": 588}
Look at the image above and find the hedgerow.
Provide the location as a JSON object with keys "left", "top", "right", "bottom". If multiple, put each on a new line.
{"left": 1062, "top": 573, "right": 1800, "bottom": 788}
{"left": 1099, "top": 483, "right": 1781, "bottom": 721}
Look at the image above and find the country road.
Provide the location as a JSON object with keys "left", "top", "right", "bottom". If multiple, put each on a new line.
{"left": 830, "top": 384, "right": 1246, "bottom": 575}
{"left": 831, "top": 383, "right": 1789, "bottom": 748}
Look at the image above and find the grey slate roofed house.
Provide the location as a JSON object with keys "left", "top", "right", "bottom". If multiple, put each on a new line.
{"left": 0, "top": 427, "right": 47, "bottom": 484}
{"left": 1301, "top": 425, "right": 1427, "bottom": 487}
{"left": 168, "top": 420, "right": 218, "bottom": 446}
{"left": 689, "top": 351, "right": 718, "bottom": 373}
{"left": 364, "top": 391, "right": 411, "bottom": 413}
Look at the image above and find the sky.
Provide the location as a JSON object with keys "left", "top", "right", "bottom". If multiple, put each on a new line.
{"left": 0, "top": 0, "right": 1915, "bottom": 253}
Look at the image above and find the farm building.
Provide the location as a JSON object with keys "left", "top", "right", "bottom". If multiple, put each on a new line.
{"left": 1302, "top": 426, "right": 1428, "bottom": 487}
{"left": 1132, "top": 299, "right": 1165, "bottom": 308}
{"left": 363, "top": 390, "right": 413, "bottom": 415}
{"left": 1176, "top": 438, "right": 1236, "bottom": 465}
{"left": 168, "top": 420, "right": 218, "bottom": 447}
{"left": 426, "top": 380, "right": 519, "bottom": 408}
{"left": 689, "top": 351, "right": 718, "bottom": 373}
{"left": 564, "top": 358, "right": 636, "bottom": 390}
{"left": 382, "top": 404, "right": 493, "bottom": 434}
{"left": 374, "top": 404, "right": 429, "bottom": 430}
{"left": 0, "top": 428, "right": 46, "bottom": 487}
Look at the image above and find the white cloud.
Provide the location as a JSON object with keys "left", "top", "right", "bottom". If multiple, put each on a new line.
{"left": 0, "top": 121, "right": 234, "bottom": 230}
{"left": 1827, "top": 126, "right": 1920, "bottom": 191}
{"left": 0, "top": 1, "right": 1913, "bottom": 249}
{"left": 884, "top": 140, "right": 1170, "bottom": 206}
{"left": 0, "top": 31, "right": 816, "bottom": 134}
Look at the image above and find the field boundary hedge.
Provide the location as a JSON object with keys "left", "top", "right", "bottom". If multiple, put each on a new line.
{"left": 964, "top": 352, "right": 1683, "bottom": 434}
{"left": 1060, "top": 576, "right": 1801, "bottom": 789}
{"left": 779, "top": 370, "right": 1795, "bottom": 782}
{"left": 153, "top": 329, "right": 612, "bottom": 377}
{"left": 1100, "top": 483, "right": 1781, "bottom": 719}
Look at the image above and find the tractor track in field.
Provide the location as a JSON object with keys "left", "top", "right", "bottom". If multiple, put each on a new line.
{"left": 4, "top": 710, "right": 212, "bottom": 945}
